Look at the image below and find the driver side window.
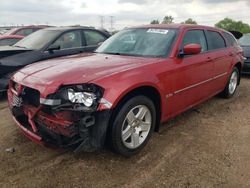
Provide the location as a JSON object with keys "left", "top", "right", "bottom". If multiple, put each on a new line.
{"left": 51, "top": 31, "right": 81, "bottom": 50}
{"left": 182, "top": 30, "right": 207, "bottom": 52}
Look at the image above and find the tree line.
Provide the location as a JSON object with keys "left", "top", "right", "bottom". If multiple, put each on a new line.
{"left": 150, "top": 16, "right": 250, "bottom": 34}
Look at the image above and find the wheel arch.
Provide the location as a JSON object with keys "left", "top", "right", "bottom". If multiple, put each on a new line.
{"left": 234, "top": 62, "right": 242, "bottom": 85}
{"left": 109, "top": 85, "right": 163, "bottom": 132}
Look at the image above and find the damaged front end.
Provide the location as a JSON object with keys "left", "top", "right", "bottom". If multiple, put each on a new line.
{"left": 8, "top": 81, "right": 112, "bottom": 152}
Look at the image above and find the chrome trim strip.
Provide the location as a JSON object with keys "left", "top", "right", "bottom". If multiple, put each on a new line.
{"left": 166, "top": 72, "right": 228, "bottom": 98}
{"left": 213, "top": 72, "right": 228, "bottom": 79}
{"left": 40, "top": 98, "right": 61, "bottom": 106}
{"left": 174, "top": 78, "right": 213, "bottom": 94}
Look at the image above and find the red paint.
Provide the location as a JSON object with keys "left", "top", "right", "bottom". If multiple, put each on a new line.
{"left": 8, "top": 24, "right": 244, "bottom": 146}
{"left": 4, "top": 25, "right": 48, "bottom": 36}
{"left": 0, "top": 35, "right": 24, "bottom": 40}
{"left": 183, "top": 44, "right": 202, "bottom": 55}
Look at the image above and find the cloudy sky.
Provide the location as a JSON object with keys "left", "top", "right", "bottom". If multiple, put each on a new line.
{"left": 0, "top": 0, "right": 249, "bottom": 30}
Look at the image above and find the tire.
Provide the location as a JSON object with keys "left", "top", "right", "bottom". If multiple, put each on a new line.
{"left": 111, "top": 96, "right": 156, "bottom": 157}
{"left": 220, "top": 67, "right": 239, "bottom": 98}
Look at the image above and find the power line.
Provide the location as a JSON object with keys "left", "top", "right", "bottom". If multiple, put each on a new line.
{"left": 99, "top": 16, "right": 104, "bottom": 29}
{"left": 110, "top": 16, "right": 114, "bottom": 31}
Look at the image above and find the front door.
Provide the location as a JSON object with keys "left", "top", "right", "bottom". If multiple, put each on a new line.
{"left": 166, "top": 29, "right": 214, "bottom": 117}
{"left": 42, "top": 30, "right": 85, "bottom": 60}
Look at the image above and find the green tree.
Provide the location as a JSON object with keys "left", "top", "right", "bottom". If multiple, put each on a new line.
{"left": 215, "top": 18, "right": 250, "bottom": 34}
{"left": 150, "top": 19, "right": 159, "bottom": 24}
{"left": 161, "top": 15, "right": 174, "bottom": 24}
{"left": 182, "top": 18, "right": 197, "bottom": 25}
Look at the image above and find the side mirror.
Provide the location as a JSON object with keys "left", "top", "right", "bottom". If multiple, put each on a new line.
{"left": 180, "top": 44, "right": 202, "bottom": 57}
{"left": 47, "top": 44, "right": 60, "bottom": 52}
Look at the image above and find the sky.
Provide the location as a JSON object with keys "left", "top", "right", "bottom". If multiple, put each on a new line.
{"left": 0, "top": 0, "right": 250, "bottom": 30}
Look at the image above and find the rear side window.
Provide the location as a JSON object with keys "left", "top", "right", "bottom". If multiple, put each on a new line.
{"left": 206, "top": 31, "right": 226, "bottom": 50}
{"left": 182, "top": 30, "right": 207, "bottom": 52}
{"left": 84, "top": 30, "right": 106, "bottom": 46}
{"left": 223, "top": 32, "right": 238, "bottom": 47}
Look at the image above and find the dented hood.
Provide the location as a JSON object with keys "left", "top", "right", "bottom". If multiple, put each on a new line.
{"left": 13, "top": 53, "right": 159, "bottom": 93}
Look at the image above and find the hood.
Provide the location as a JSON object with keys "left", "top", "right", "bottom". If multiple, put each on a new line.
{"left": 0, "top": 50, "right": 40, "bottom": 77}
{"left": 242, "top": 46, "right": 250, "bottom": 58}
{"left": 15, "top": 53, "right": 160, "bottom": 90}
{"left": 0, "top": 45, "right": 31, "bottom": 59}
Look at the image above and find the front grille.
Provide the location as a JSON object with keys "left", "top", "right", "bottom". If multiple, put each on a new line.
{"left": 22, "top": 87, "right": 40, "bottom": 107}
{"left": 11, "top": 81, "right": 41, "bottom": 108}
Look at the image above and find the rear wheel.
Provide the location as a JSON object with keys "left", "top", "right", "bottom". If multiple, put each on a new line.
{"left": 220, "top": 67, "right": 239, "bottom": 98}
{"left": 111, "top": 96, "right": 156, "bottom": 156}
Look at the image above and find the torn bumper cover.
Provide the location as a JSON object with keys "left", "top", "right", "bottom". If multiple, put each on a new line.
{"left": 8, "top": 83, "right": 112, "bottom": 152}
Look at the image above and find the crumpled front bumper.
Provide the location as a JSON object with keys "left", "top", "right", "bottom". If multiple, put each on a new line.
{"left": 8, "top": 87, "right": 112, "bottom": 152}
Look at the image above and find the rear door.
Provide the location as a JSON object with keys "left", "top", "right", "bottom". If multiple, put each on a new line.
{"left": 167, "top": 29, "right": 214, "bottom": 116}
{"left": 205, "top": 30, "right": 232, "bottom": 93}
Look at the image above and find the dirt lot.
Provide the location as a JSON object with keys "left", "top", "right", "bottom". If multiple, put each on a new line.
{"left": 1, "top": 78, "right": 250, "bottom": 188}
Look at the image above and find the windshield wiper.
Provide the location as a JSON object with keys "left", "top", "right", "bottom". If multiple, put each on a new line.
{"left": 104, "top": 52, "right": 121, "bottom": 55}
{"left": 14, "top": 45, "right": 27, "bottom": 49}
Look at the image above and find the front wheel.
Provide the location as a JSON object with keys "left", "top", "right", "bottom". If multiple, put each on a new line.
{"left": 111, "top": 96, "right": 156, "bottom": 157}
{"left": 220, "top": 67, "right": 239, "bottom": 98}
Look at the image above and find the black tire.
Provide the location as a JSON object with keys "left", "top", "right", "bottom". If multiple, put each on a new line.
{"left": 220, "top": 67, "right": 239, "bottom": 98}
{"left": 111, "top": 95, "right": 156, "bottom": 157}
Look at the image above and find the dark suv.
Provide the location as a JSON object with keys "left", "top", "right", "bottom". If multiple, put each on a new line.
{"left": 239, "top": 34, "right": 250, "bottom": 74}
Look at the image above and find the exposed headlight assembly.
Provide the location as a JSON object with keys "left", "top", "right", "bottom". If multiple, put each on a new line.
{"left": 41, "top": 84, "right": 106, "bottom": 112}
{"left": 68, "top": 89, "right": 97, "bottom": 107}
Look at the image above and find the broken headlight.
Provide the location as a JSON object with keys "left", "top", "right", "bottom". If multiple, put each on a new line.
{"left": 43, "top": 84, "right": 105, "bottom": 112}
{"left": 68, "top": 89, "right": 97, "bottom": 107}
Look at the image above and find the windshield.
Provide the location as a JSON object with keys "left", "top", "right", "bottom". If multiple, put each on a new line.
{"left": 239, "top": 35, "right": 250, "bottom": 46}
{"left": 96, "top": 28, "right": 178, "bottom": 57}
{"left": 14, "top": 29, "right": 60, "bottom": 50}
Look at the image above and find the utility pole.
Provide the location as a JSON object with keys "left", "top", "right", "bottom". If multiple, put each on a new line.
{"left": 110, "top": 16, "right": 114, "bottom": 31}
{"left": 99, "top": 16, "right": 104, "bottom": 29}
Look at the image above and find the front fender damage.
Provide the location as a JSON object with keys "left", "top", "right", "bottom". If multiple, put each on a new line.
{"left": 9, "top": 88, "right": 112, "bottom": 152}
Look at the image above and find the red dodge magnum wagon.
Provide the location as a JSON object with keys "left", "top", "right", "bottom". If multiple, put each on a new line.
{"left": 8, "top": 24, "right": 244, "bottom": 156}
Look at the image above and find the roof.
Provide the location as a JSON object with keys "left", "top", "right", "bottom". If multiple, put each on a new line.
{"left": 42, "top": 26, "right": 111, "bottom": 37}
{"left": 44, "top": 26, "right": 96, "bottom": 32}
{"left": 129, "top": 24, "right": 224, "bottom": 31}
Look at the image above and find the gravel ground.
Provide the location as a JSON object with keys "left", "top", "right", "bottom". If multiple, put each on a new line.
{"left": 0, "top": 77, "right": 250, "bottom": 188}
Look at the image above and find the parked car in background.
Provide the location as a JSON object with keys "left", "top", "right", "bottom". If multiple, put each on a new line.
{"left": 0, "top": 35, "right": 24, "bottom": 46}
{"left": 0, "top": 29, "right": 10, "bottom": 35}
{"left": 239, "top": 34, "right": 250, "bottom": 74}
{"left": 8, "top": 24, "right": 244, "bottom": 156}
{"left": 0, "top": 26, "right": 110, "bottom": 95}
{"left": 3, "top": 25, "right": 48, "bottom": 37}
